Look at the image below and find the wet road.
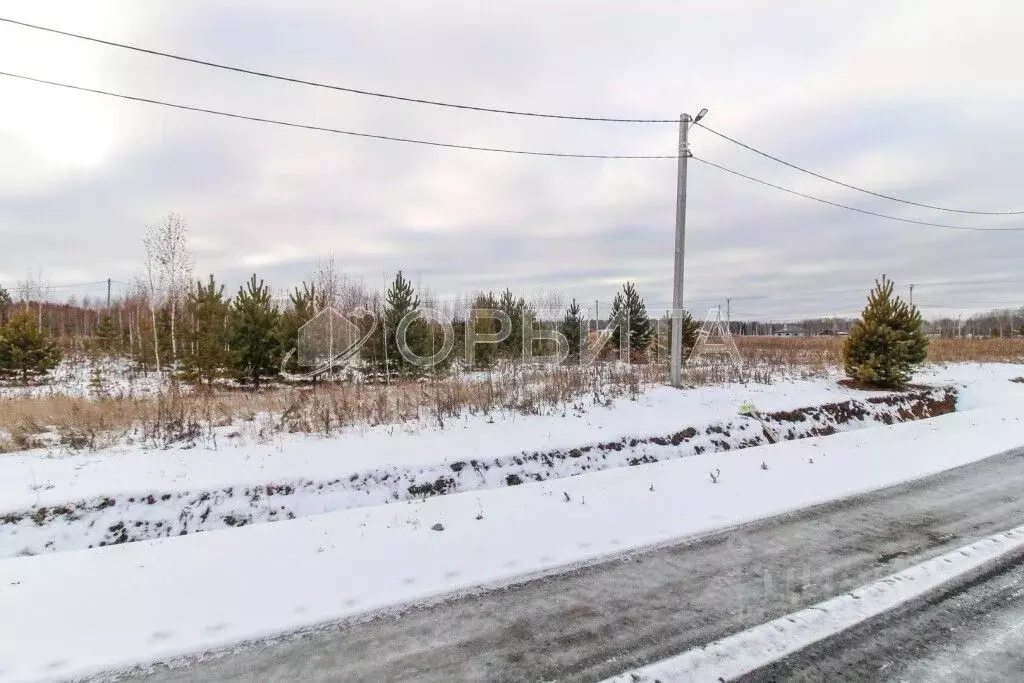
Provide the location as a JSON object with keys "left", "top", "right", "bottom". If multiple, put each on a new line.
{"left": 128, "top": 447, "right": 1024, "bottom": 682}
{"left": 742, "top": 547, "right": 1024, "bottom": 682}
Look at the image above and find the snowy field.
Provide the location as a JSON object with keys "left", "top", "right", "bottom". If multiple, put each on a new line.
{"left": 1, "top": 377, "right": 954, "bottom": 556}
{"left": 0, "top": 362, "right": 1022, "bottom": 681}
{"left": 0, "top": 357, "right": 172, "bottom": 400}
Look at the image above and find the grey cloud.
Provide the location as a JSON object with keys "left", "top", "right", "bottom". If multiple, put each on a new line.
{"left": 1, "top": 0, "right": 1023, "bottom": 321}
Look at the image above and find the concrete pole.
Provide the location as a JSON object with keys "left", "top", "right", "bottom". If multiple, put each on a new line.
{"left": 670, "top": 113, "right": 691, "bottom": 388}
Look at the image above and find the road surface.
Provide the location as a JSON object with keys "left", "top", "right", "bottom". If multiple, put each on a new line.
{"left": 741, "top": 546, "right": 1024, "bottom": 681}
{"left": 128, "top": 446, "right": 1024, "bottom": 682}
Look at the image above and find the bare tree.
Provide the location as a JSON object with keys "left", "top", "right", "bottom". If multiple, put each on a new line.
{"left": 312, "top": 255, "right": 340, "bottom": 312}
{"left": 144, "top": 213, "right": 193, "bottom": 368}
{"left": 139, "top": 252, "right": 164, "bottom": 372}
{"left": 16, "top": 268, "right": 50, "bottom": 326}
{"left": 528, "top": 286, "right": 567, "bottom": 322}
{"left": 311, "top": 255, "right": 370, "bottom": 312}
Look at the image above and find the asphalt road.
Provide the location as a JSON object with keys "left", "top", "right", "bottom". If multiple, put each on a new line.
{"left": 127, "top": 447, "right": 1024, "bottom": 683}
{"left": 741, "top": 546, "right": 1024, "bottom": 682}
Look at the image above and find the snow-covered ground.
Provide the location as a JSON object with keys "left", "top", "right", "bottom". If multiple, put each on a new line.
{"left": 606, "top": 524, "right": 1024, "bottom": 683}
{"left": 0, "top": 362, "right": 1022, "bottom": 682}
{"left": 0, "top": 357, "right": 172, "bottom": 400}
{"left": 0, "top": 380, "right": 952, "bottom": 556}
{"left": 2, "top": 405, "right": 1023, "bottom": 682}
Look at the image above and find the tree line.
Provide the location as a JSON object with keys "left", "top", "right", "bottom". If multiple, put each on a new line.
{"left": 0, "top": 214, "right": 706, "bottom": 386}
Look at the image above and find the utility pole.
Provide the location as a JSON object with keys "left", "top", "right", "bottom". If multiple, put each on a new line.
{"left": 671, "top": 108, "right": 706, "bottom": 388}
{"left": 726, "top": 297, "right": 732, "bottom": 333}
{"left": 106, "top": 278, "right": 112, "bottom": 309}
{"left": 909, "top": 283, "right": 914, "bottom": 306}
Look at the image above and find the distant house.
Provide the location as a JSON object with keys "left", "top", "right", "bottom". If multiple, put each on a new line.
{"left": 772, "top": 329, "right": 801, "bottom": 337}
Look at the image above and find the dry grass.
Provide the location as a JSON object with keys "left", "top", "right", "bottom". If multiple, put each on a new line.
{"left": 925, "top": 337, "right": 1024, "bottom": 363}
{"left": 0, "top": 363, "right": 662, "bottom": 454}
{"left": 1, "top": 336, "right": 1020, "bottom": 455}
{"left": 734, "top": 335, "right": 1024, "bottom": 365}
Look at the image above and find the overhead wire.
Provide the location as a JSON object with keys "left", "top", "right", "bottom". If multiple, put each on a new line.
{"left": 695, "top": 122, "right": 1024, "bottom": 216}
{"left": 6, "top": 70, "right": 1023, "bottom": 234}
{"left": 691, "top": 156, "right": 1024, "bottom": 232}
{"left": 0, "top": 71, "right": 679, "bottom": 159}
{"left": 5, "top": 15, "right": 1024, "bottom": 221}
{"left": 0, "top": 16, "right": 677, "bottom": 124}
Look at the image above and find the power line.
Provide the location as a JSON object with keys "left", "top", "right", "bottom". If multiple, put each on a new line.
{"left": 0, "top": 16, "right": 677, "bottom": 124}
{"left": 7, "top": 16, "right": 1024, "bottom": 223}
{"left": 665, "top": 278, "right": 1024, "bottom": 306}
{"left": 696, "top": 122, "right": 1024, "bottom": 216}
{"left": 691, "top": 156, "right": 1024, "bottom": 232}
{"left": 4, "top": 70, "right": 1023, "bottom": 234}
{"left": 38, "top": 281, "right": 110, "bottom": 289}
{"left": 0, "top": 71, "right": 678, "bottom": 159}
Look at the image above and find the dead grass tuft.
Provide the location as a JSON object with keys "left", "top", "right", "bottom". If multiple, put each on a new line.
{"left": 0, "top": 363, "right": 663, "bottom": 454}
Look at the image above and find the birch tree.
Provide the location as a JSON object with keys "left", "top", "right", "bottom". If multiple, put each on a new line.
{"left": 144, "top": 213, "right": 193, "bottom": 369}
{"left": 16, "top": 268, "right": 49, "bottom": 326}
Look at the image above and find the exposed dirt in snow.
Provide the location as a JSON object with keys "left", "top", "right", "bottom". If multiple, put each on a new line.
{"left": 0, "top": 387, "right": 956, "bottom": 557}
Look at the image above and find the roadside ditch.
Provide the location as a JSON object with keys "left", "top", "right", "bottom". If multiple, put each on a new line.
{"left": 0, "top": 386, "right": 956, "bottom": 557}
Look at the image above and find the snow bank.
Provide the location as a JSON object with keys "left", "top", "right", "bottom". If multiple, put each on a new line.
{"left": 914, "top": 361, "right": 1024, "bottom": 410}
{"left": 606, "top": 525, "right": 1024, "bottom": 682}
{"left": 1, "top": 405, "right": 1023, "bottom": 682}
{"left": 0, "top": 387, "right": 954, "bottom": 557}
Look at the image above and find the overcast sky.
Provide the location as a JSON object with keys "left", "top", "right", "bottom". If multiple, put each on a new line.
{"left": 0, "top": 0, "right": 1022, "bottom": 321}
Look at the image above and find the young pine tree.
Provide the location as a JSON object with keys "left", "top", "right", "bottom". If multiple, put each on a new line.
{"left": 0, "top": 311, "right": 62, "bottom": 384}
{"left": 468, "top": 291, "right": 500, "bottom": 369}
{"left": 608, "top": 282, "right": 654, "bottom": 357}
{"left": 384, "top": 271, "right": 426, "bottom": 376}
{"left": 843, "top": 276, "right": 928, "bottom": 389}
{"left": 93, "top": 314, "right": 120, "bottom": 355}
{"left": 497, "top": 289, "right": 530, "bottom": 360}
{"left": 661, "top": 310, "right": 701, "bottom": 360}
{"left": 231, "top": 274, "right": 281, "bottom": 387}
{"left": 278, "top": 281, "right": 318, "bottom": 374}
{"left": 184, "top": 275, "right": 233, "bottom": 387}
{"left": 0, "top": 285, "right": 11, "bottom": 325}
{"left": 561, "top": 298, "right": 586, "bottom": 362}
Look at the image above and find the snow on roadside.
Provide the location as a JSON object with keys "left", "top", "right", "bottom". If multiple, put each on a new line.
{"left": 606, "top": 525, "right": 1024, "bottom": 683}
{"left": 914, "top": 361, "right": 1024, "bottom": 410}
{"left": 6, "top": 363, "right": 1018, "bottom": 502}
{"left": 0, "top": 387, "right": 954, "bottom": 557}
{"left": 1, "top": 405, "right": 1023, "bottom": 683}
